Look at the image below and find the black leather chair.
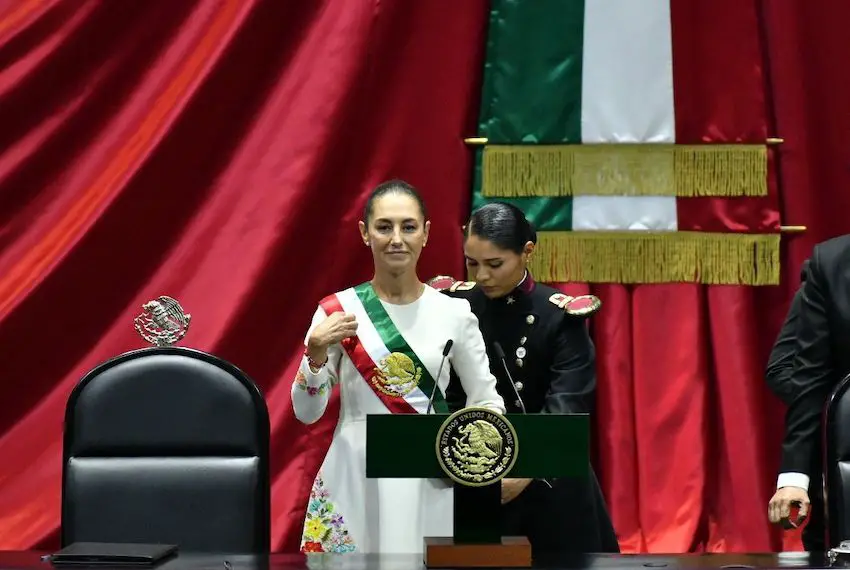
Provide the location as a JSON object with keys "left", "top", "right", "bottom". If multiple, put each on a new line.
{"left": 61, "top": 346, "right": 271, "bottom": 553}
{"left": 823, "top": 372, "right": 850, "bottom": 549}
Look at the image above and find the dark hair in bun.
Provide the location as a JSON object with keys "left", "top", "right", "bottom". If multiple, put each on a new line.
{"left": 465, "top": 202, "right": 537, "bottom": 254}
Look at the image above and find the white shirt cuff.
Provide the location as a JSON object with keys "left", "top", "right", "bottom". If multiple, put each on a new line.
{"left": 777, "top": 472, "right": 810, "bottom": 491}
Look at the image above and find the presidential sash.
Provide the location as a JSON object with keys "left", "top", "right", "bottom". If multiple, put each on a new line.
{"left": 318, "top": 283, "right": 448, "bottom": 414}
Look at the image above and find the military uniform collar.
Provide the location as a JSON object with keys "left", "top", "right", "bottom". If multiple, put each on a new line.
{"left": 516, "top": 271, "right": 535, "bottom": 294}
{"left": 502, "top": 271, "right": 534, "bottom": 305}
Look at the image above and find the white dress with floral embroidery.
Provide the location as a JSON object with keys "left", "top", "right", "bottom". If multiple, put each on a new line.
{"left": 291, "top": 284, "right": 504, "bottom": 554}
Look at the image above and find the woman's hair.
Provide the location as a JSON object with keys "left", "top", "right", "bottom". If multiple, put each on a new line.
{"left": 465, "top": 202, "right": 537, "bottom": 254}
{"left": 362, "top": 179, "right": 428, "bottom": 224}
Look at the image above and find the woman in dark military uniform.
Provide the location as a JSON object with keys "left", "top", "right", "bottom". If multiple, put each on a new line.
{"left": 430, "top": 202, "right": 619, "bottom": 563}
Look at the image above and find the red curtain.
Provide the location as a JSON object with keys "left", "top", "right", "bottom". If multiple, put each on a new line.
{"left": 0, "top": 0, "right": 848, "bottom": 554}
{"left": 0, "top": 0, "right": 490, "bottom": 551}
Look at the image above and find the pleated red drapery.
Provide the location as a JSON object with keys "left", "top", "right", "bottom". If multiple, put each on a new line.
{"left": 0, "top": 0, "right": 490, "bottom": 551}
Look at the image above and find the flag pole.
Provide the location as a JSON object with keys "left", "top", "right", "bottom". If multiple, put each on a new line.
{"left": 464, "top": 137, "right": 785, "bottom": 145}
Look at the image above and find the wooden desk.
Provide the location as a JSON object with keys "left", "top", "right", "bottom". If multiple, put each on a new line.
{"left": 4, "top": 551, "right": 831, "bottom": 570}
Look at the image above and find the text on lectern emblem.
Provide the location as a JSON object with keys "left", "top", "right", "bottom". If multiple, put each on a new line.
{"left": 435, "top": 407, "right": 518, "bottom": 487}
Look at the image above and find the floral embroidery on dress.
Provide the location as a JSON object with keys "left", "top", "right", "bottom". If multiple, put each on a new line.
{"left": 301, "top": 473, "right": 356, "bottom": 553}
{"left": 295, "top": 369, "right": 329, "bottom": 397}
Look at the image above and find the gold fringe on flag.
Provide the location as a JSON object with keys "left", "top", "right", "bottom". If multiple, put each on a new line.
{"left": 527, "top": 231, "right": 779, "bottom": 285}
{"left": 482, "top": 144, "right": 767, "bottom": 198}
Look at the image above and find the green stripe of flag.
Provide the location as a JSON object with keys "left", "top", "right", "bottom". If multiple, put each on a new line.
{"left": 472, "top": 0, "right": 585, "bottom": 231}
{"left": 480, "top": 0, "right": 585, "bottom": 143}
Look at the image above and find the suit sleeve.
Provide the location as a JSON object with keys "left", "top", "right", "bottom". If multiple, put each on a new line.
{"left": 543, "top": 316, "right": 597, "bottom": 414}
{"left": 780, "top": 247, "right": 835, "bottom": 478}
{"left": 765, "top": 288, "right": 804, "bottom": 406}
{"left": 290, "top": 305, "right": 343, "bottom": 425}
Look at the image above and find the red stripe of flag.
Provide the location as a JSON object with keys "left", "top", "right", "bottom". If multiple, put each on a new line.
{"left": 672, "top": 0, "right": 779, "bottom": 235}
{"left": 667, "top": 0, "right": 782, "bottom": 552}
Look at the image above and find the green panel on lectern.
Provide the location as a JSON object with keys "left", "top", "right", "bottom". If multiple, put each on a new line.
{"left": 365, "top": 413, "right": 589, "bottom": 480}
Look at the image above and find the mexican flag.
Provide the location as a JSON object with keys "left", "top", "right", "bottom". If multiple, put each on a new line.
{"left": 471, "top": 0, "right": 781, "bottom": 285}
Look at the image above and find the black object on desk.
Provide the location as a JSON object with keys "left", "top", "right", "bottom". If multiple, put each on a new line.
{"left": 50, "top": 543, "right": 178, "bottom": 566}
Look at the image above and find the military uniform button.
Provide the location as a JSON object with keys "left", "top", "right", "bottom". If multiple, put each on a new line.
{"left": 515, "top": 381, "right": 524, "bottom": 391}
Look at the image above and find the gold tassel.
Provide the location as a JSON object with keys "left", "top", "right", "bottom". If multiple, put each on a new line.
{"left": 482, "top": 144, "right": 767, "bottom": 198}
{"left": 528, "top": 231, "right": 780, "bottom": 285}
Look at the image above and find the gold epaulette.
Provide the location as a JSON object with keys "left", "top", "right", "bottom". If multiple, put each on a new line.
{"left": 548, "top": 293, "right": 601, "bottom": 317}
{"left": 426, "top": 275, "right": 459, "bottom": 291}
{"left": 426, "top": 276, "right": 477, "bottom": 292}
{"left": 450, "top": 281, "right": 477, "bottom": 292}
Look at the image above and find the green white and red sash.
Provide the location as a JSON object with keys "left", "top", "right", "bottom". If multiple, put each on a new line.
{"left": 318, "top": 283, "right": 448, "bottom": 414}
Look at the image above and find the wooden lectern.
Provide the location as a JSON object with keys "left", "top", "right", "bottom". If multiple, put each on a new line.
{"left": 366, "top": 410, "right": 589, "bottom": 568}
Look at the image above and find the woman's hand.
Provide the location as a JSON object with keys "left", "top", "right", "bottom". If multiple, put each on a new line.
{"left": 501, "top": 477, "right": 533, "bottom": 504}
{"left": 306, "top": 312, "right": 358, "bottom": 365}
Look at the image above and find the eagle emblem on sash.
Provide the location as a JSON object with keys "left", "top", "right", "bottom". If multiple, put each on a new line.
{"left": 371, "top": 352, "right": 422, "bottom": 397}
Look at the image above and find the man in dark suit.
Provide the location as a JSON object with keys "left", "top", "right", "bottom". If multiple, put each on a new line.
{"left": 768, "top": 237, "right": 850, "bottom": 550}
{"left": 765, "top": 260, "right": 810, "bottom": 405}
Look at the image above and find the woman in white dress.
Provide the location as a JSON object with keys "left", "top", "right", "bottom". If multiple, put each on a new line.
{"left": 291, "top": 180, "right": 505, "bottom": 554}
